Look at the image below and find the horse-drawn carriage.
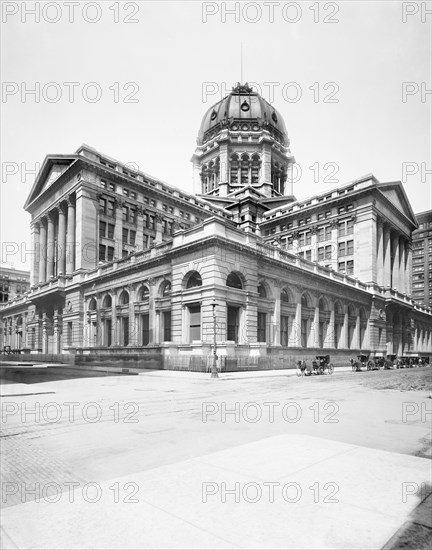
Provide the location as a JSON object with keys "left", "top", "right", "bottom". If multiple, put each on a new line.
{"left": 296, "top": 355, "right": 334, "bottom": 376}
{"left": 351, "top": 354, "right": 379, "bottom": 371}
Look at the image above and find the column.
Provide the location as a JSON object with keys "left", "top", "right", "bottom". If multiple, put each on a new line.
{"left": 66, "top": 198, "right": 76, "bottom": 274}
{"left": 383, "top": 225, "right": 391, "bottom": 287}
{"left": 327, "top": 308, "right": 335, "bottom": 348}
{"left": 355, "top": 314, "right": 360, "bottom": 349}
{"left": 313, "top": 304, "right": 320, "bottom": 348}
{"left": 376, "top": 220, "right": 384, "bottom": 286}
{"left": 292, "top": 302, "right": 301, "bottom": 347}
{"left": 405, "top": 242, "right": 412, "bottom": 295}
{"left": 273, "top": 294, "right": 281, "bottom": 346}
{"left": 39, "top": 219, "right": 47, "bottom": 283}
{"left": 398, "top": 238, "right": 406, "bottom": 293}
{"left": 342, "top": 306, "right": 349, "bottom": 349}
{"left": 57, "top": 204, "right": 67, "bottom": 275}
{"left": 147, "top": 287, "right": 155, "bottom": 345}
{"left": 155, "top": 215, "right": 163, "bottom": 243}
{"left": 31, "top": 221, "right": 40, "bottom": 287}
{"left": 46, "top": 213, "right": 55, "bottom": 278}
{"left": 111, "top": 290, "right": 118, "bottom": 346}
{"left": 42, "top": 313, "right": 48, "bottom": 353}
{"left": 392, "top": 233, "right": 399, "bottom": 290}
{"left": 128, "top": 286, "right": 136, "bottom": 346}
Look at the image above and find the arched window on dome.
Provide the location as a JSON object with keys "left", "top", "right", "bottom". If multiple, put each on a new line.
{"left": 240, "top": 153, "right": 250, "bottom": 185}
{"left": 251, "top": 154, "right": 261, "bottom": 185}
{"left": 230, "top": 154, "right": 239, "bottom": 185}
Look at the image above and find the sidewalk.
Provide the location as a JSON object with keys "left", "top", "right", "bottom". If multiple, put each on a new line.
{"left": 1, "top": 434, "right": 430, "bottom": 549}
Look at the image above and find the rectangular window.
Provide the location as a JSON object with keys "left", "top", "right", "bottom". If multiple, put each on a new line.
{"left": 347, "top": 240, "right": 354, "bottom": 255}
{"left": 129, "top": 230, "right": 136, "bottom": 246}
{"left": 318, "top": 213, "right": 324, "bottom": 221}
{"left": 99, "top": 244, "right": 106, "bottom": 261}
{"left": 325, "top": 245, "right": 332, "bottom": 260}
{"left": 257, "top": 312, "right": 267, "bottom": 342}
{"left": 325, "top": 226, "right": 332, "bottom": 240}
{"left": 338, "top": 242, "right": 346, "bottom": 256}
{"left": 301, "top": 319, "right": 308, "bottom": 348}
{"left": 99, "top": 221, "right": 106, "bottom": 238}
{"left": 163, "top": 311, "right": 171, "bottom": 341}
{"left": 347, "top": 219, "right": 354, "bottom": 234}
{"left": 347, "top": 260, "right": 354, "bottom": 275}
{"left": 318, "top": 247, "right": 324, "bottom": 261}
{"left": 99, "top": 197, "right": 106, "bottom": 213}
{"left": 122, "top": 206, "right": 128, "bottom": 222}
{"left": 67, "top": 322, "right": 73, "bottom": 346}
{"left": 306, "top": 250, "right": 312, "bottom": 261}
{"left": 107, "top": 200, "right": 115, "bottom": 217}
{"left": 227, "top": 306, "right": 240, "bottom": 342}
{"left": 129, "top": 208, "right": 136, "bottom": 224}
{"left": 338, "top": 262, "right": 346, "bottom": 274}
{"left": 107, "top": 224, "right": 115, "bottom": 239}
{"left": 189, "top": 305, "right": 201, "bottom": 342}
{"left": 318, "top": 228, "right": 325, "bottom": 242}
{"left": 122, "top": 228, "right": 128, "bottom": 244}
{"left": 142, "top": 314, "right": 149, "bottom": 345}
{"left": 338, "top": 222, "right": 345, "bottom": 237}
{"left": 107, "top": 246, "right": 114, "bottom": 261}
{"left": 305, "top": 231, "right": 311, "bottom": 245}
{"left": 281, "top": 316, "right": 289, "bottom": 346}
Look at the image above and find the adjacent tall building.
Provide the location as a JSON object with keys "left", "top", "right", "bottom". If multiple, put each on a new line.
{"left": 1, "top": 83, "right": 431, "bottom": 366}
{"left": 412, "top": 211, "right": 432, "bottom": 308}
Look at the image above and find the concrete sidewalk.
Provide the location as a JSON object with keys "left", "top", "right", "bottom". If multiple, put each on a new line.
{"left": 1, "top": 434, "right": 431, "bottom": 549}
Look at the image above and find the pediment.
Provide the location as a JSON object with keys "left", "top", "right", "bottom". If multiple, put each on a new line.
{"left": 377, "top": 182, "right": 418, "bottom": 228}
{"left": 24, "top": 156, "right": 76, "bottom": 209}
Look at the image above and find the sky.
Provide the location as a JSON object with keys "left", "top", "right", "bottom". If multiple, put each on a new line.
{"left": 1, "top": 0, "right": 431, "bottom": 270}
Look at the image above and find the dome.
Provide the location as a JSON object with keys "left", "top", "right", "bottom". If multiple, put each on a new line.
{"left": 198, "top": 83, "right": 289, "bottom": 146}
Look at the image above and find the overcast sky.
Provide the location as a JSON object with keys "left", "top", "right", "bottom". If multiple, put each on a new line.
{"left": 1, "top": 0, "right": 431, "bottom": 270}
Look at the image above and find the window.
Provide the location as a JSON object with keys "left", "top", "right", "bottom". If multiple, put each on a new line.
{"left": 325, "top": 245, "right": 332, "bottom": 260}
{"left": 226, "top": 273, "right": 243, "bottom": 289}
{"left": 318, "top": 247, "right": 324, "bottom": 261}
{"left": 318, "top": 228, "right": 325, "bottom": 242}
{"left": 186, "top": 272, "right": 202, "bottom": 289}
{"left": 129, "top": 230, "right": 136, "bottom": 246}
{"left": 107, "top": 224, "right": 114, "bottom": 239}
{"left": 227, "top": 306, "right": 240, "bottom": 342}
{"left": 305, "top": 250, "right": 312, "bottom": 261}
{"left": 338, "top": 206, "right": 345, "bottom": 214}
{"left": 142, "top": 314, "right": 150, "bottom": 345}
{"left": 280, "top": 316, "right": 289, "bottom": 346}
{"left": 257, "top": 283, "right": 267, "bottom": 298}
{"left": 99, "top": 245, "right": 114, "bottom": 262}
{"left": 325, "top": 211, "right": 331, "bottom": 219}
{"left": 318, "top": 213, "right": 324, "bottom": 221}
{"left": 189, "top": 305, "right": 201, "bottom": 342}
{"left": 257, "top": 312, "right": 267, "bottom": 342}
{"left": 163, "top": 311, "right": 171, "bottom": 341}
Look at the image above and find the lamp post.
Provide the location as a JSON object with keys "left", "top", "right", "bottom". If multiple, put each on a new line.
{"left": 210, "top": 300, "right": 219, "bottom": 378}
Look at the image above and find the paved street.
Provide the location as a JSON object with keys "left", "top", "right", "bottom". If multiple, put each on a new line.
{"left": 1, "top": 368, "right": 431, "bottom": 548}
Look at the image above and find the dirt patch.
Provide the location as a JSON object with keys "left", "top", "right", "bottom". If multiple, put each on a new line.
{"left": 353, "top": 368, "right": 432, "bottom": 392}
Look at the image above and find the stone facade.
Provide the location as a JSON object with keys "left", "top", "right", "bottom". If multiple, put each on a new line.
{"left": 1, "top": 84, "right": 431, "bottom": 366}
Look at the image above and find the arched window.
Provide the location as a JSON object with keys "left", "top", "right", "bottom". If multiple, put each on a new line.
{"left": 281, "top": 288, "right": 290, "bottom": 303}
{"left": 140, "top": 286, "right": 149, "bottom": 300}
{"left": 301, "top": 293, "right": 310, "bottom": 308}
{"left": 319, "top": 298, "right": 328, "bottom": 311}
{"left": 186, "top": 272, "right": 202, "bottom": 289}
{"left": 257, "top": 282, "right": 267, "bottom": 298}
{"left": 119, "top": 290, "right": 129, "bottom": 305}
{"left": 348, "top": 304, "right": 356, "bottom": 317}
{"left": 226, "top": 272, "right": 243, "bottom": 289}
{"left": 161, "top": 281, "right": 171, "bottom": 296}
{"left": 230, "top": 154, "right": 239, "bottom": 184}
{"left": 88, "top": 297, "right": 97, "bottom": 311}
{"left": 334, "top": 301, "right": 343, "bottom": 315}
{"left": 102, "top": 294, "right": 112, "bottom": 308}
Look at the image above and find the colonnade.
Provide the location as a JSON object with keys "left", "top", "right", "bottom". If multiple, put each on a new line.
{"left": 376, "top": 220, "right": 411, "bottom": 293}
{"left": 32, "top": 196, "right": 76, "bottom": 285}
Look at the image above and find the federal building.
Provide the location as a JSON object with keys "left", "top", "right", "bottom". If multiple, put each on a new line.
{"left": 1, "top": 83, "right": 431, "bottom": 369}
